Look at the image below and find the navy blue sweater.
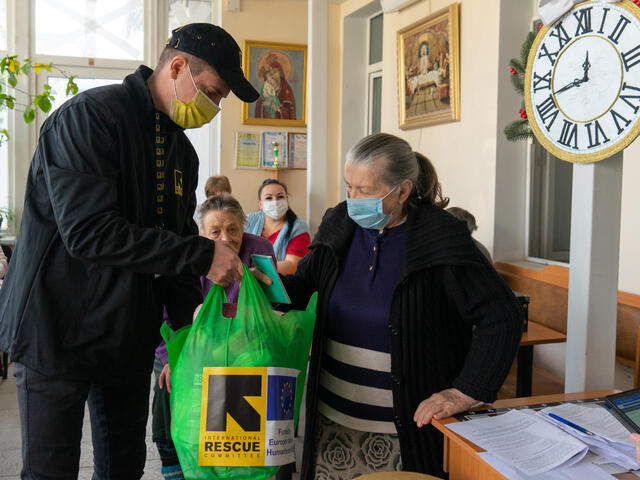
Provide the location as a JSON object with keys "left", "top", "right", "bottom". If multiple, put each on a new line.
{"left": 281, "top": 201, "right": 523, "bottom": 478}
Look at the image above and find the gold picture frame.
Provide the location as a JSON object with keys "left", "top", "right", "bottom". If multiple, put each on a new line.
{"left": 397, "top": 3, "right": 460, "bottom": 129}
{"left": 242, "top": 40, "right": 307, "bottom": 127}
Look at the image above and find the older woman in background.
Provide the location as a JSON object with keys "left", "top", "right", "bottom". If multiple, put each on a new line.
{"left": 152, "top": 194, "right": 276, "bottom": 480}
{"left": 447, "top": 206, "right": 492, "bottom": 262}
{"left": 204, "top": 175, "right": 232, "bottom": 198}
{"left": 271, "top": 133, "right": 523, "bottom": 479}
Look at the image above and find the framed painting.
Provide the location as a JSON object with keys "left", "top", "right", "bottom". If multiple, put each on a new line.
{"left": 397, "top": 3, "right": 460, "bottom": 129}
{"left": 242, "top": 41, "right": 307, "bottom": 127}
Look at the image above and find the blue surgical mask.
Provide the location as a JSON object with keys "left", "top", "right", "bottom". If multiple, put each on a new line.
{"left": 346, "top": 185, "right": 399, "bottom": 230}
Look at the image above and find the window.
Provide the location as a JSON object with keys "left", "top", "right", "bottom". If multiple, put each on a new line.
{"left": 168, "top": 0, "right": 217, "bottom": 206}
{"left": 367, "top": 12, "right": 383, "bottom": 135}
{"left": 0, "top": 107, "right": 8, "bottom": 230}
{"left": 2, "top": 0, "right": 221, "bottom": 233}
{"left": 369, "top": 12, "right": 383, "bottom": 65}
{"left": 0, "top": 0, "right": 6, "bottom": 51}
{"left": 34, "top": 0, "right": 144, "bottom": 60}
{"left": 34, "top": 67, "right": 130, "bottom": 135}
{"left": 46, "top": 76, "right": 122, "bottom": 114}
{"left": 0, "top": 0, "right": 8, "bottom": 225}
{"left": 368, "top": 75, "right": 382, "bottom": 134}
{"left": 527, "top": 139, "right": 573, "bottom": 263}
{"left": 169, "top": 0, "right": 212, "bottom": 34}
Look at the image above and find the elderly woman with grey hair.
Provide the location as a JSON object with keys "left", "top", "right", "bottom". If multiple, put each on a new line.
{"left": 152, "top": 193, "right": 276, "bottom": 480}
{"left": 270, "top": 133, "right": 523, "bottom": 479}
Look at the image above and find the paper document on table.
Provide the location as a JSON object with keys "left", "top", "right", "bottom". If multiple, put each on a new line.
{"left": 537, "top": 403, "right": 639, "bottom": 470}
{"left": 447, "top": 410, "right": 588, "bottom": 475}
{"left": 539, "top": 403, "right": 634, "bottom": 446}
{"left": 477, "top": 452, "right": 616, "bottom": 479}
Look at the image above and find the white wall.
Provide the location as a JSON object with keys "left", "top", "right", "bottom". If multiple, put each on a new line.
{"left": 493, "top": 0, "right": 534, "bottom": 262}
{"left": 377, "top": 0, "right": 502, "bottom": 253}
{"left": 219, "top": 0, "right": 309, "bottom": 218}
{"left": 619, "top": 144, "right": 640, "bottom": 295}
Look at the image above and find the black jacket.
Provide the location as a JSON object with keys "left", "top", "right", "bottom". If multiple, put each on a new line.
{"left": 0, "top": 66, "right": 214, "bottom": 383}
{"left": 281, "top": 202, "right": 523, "bottom": 478}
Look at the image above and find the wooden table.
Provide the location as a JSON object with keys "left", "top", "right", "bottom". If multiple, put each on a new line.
{"left": 0, "top": 235, "right": 16, "bottom": 247}
{"left": 355, "top": 473, "right": 442, "bottom": 480}
{"left": 517, "top": 321, "right": 567, "bottom": 397}
{"left": 432, "top": 390, "right": 617, "bottom": 480}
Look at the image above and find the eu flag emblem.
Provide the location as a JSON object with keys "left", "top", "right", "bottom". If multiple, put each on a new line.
{"left": 267, "top": 375, "right": 296, "bottom": 421}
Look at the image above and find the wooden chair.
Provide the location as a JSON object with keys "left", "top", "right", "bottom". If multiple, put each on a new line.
{"left": 353, "top": 473, "right": 443, "bottom": 480}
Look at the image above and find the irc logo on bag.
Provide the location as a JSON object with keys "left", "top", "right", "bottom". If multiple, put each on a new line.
{"left": 199, "top": 366, "right": 299, "bottom": 467}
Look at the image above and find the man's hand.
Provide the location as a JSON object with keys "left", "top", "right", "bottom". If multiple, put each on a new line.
{"left": 413, "top": 388, "right": 479, "bottom": 427}
{"left": 193, "top": 303, "right": 202, "bottom": 321}
{"left": 158, "top": 363, "right": 172, "bottom": 393}
{"left": 207, "top": 241, "right": 243, "bottom": 286}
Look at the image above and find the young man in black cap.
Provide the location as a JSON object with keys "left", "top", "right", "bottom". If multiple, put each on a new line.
{"left": 0, "top": 24, "right": 259, "bottom": 479}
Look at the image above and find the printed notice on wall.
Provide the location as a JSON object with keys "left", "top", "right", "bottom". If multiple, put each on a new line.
{"left": 288, "top": 133, "right": 307, "bottom": 169}
{"left": 235, "top": 132, "right": 261, "bottom": 169}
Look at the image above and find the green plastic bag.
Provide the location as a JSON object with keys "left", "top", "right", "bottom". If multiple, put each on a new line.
{"left": 160, "top": 322, "right": 191, "bottom": 372}
{"left": 168, "top": 266, "right": 317, "bottom": 480}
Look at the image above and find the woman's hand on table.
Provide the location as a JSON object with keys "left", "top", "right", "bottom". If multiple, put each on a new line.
{"left": 159, "top": 364, "right": 172, "bottom": 393}
{"left": 413, "top": 388, "right": 478, "bottom": 427}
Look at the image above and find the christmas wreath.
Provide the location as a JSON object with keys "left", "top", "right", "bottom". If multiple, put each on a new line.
{"left": 504, "top": 31, "right": 536, "bottom": 142}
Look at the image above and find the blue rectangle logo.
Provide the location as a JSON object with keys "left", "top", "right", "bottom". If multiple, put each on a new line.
{"left": 266, "top": 375, "right": 296, "bottom": 421}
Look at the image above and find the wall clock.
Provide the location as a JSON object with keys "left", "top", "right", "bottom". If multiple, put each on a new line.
{"left": 525, "top": 0, "right": 640, "bottom": 163}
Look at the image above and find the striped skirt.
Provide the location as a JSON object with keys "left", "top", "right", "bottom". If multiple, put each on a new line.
{"left": 312, "top": 413, "right": 403, "bottom": 479}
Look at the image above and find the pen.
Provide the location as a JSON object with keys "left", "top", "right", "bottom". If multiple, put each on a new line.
{"left": 548, "top": 412, "right": 594, "bottom": 436}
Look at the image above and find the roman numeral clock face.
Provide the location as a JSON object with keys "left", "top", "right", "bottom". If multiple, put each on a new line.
{"left": 525, "top": 0, "right": 640, "bottom": 162}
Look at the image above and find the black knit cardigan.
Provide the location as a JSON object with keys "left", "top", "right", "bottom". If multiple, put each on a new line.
{"left": 281, "top": 201, "right": 523, "bottom": 478}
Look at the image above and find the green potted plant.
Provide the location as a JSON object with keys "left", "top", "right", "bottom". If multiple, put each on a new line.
{"left": 0, "top": 206, "right": 14, "bottom": 232}
{"left": 0, "top": 56, "right": 78, "bottom": 234}
{"left": 0, "top": 55, "right": 78, "bottom": 146}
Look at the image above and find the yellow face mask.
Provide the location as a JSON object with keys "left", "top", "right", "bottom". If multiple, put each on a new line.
{"left": 170, "top": 64, "right": 220, "bottom": 129}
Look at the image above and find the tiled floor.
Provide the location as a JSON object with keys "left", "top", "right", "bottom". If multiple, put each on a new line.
{"left": 0, "top": 363, "right": 161, "bottom": 479}
{"left": 0, "top": 362, "right": 303, "bottom": 479}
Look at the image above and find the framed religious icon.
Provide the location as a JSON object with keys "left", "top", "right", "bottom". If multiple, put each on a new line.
{"left": 397, "top": 3, "right": 460, "bottom": 129}
{"left": 242, "top": 41, "right": 307, "bottom": 127}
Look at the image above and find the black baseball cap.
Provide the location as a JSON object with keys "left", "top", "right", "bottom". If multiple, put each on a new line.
{"left": 167, "top": 23, "right": 259, "bottom": 103}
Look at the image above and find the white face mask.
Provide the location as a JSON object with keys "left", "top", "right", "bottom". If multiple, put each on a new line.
{"left": 262, "top": 199, "right": 289, "bottom": 220}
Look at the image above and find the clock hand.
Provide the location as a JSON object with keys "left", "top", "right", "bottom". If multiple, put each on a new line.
{"left": 554, "top": 51, "right": 591, "bottom": 95}
{"left": 582, "top": 51, "right": 590, "bottom": 82}
{"left": 553, "top": 77, "right": 584, "bottom": 95}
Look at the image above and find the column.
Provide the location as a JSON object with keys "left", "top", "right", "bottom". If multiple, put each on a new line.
{"left": 306, "top": 0, "right": 329, "bottom": 234}
{"left": 564, "top": 153, "right": 623, "bottom": 392}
